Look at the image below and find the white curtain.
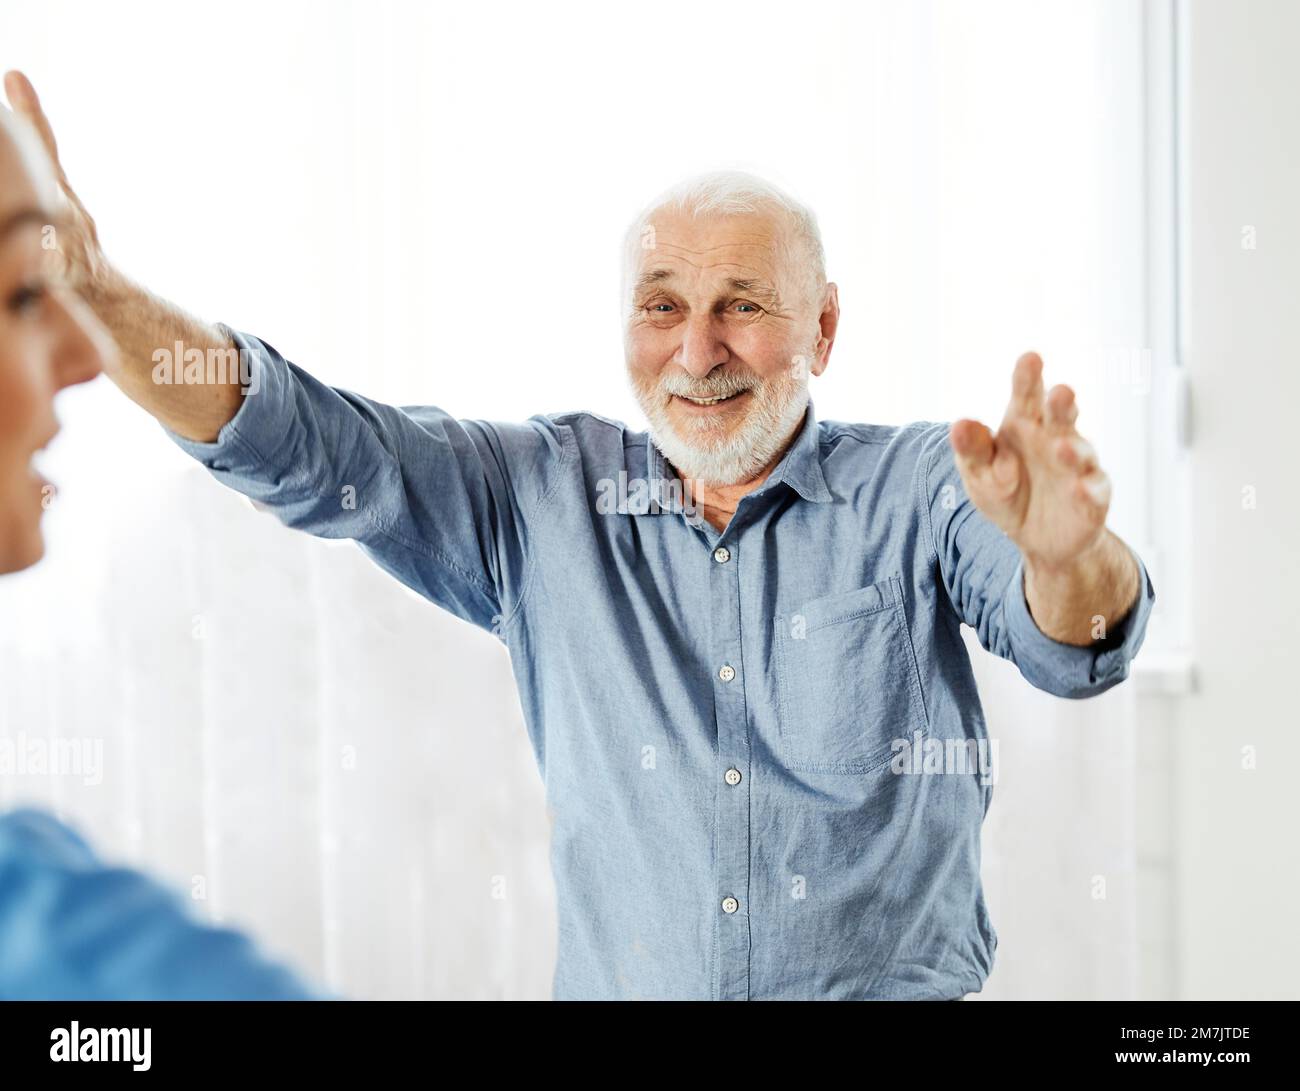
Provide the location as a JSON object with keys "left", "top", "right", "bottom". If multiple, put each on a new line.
{"left": 0, "top": 0, "right": 1154, "bottom": 998}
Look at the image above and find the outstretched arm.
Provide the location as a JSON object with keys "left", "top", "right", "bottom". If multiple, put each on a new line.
{"left": 3, "top": 73, "right": 563, "bottom": 638}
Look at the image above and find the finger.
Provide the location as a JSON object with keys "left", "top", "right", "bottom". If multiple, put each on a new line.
{"left": 1054, "top": 434, "right": 1098, "bottom": 475}
{"left": 951, "top": 419, "right": 1020, "bottom": 497}
{"left": 3, "top": 71, "right": 63, "bottom": 174}
{"left": 949, "top": 418, "right": 995, "bottom": 470}
{"left": 1077, "top": 469, "right": 1111, "bottom": 510}
{"left": 1045, "top": 383, "right": 1078, "bottom": 435}
{"left": 2, "top": 70, "right": 28, "bottom": 109}
{"left": 989, "top": 436, "right": 1021, "bottom": 491}
{"left": 1005, "top": 351, "right": 1045, "bottom": 423}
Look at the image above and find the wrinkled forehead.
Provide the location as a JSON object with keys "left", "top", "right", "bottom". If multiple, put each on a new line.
{"left": 633, "top": 207, "right": 796, "bottom": 293}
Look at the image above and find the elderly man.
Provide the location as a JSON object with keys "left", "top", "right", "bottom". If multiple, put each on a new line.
{"left": 5, "top": 70, "right": 1152, "bottom": 1001}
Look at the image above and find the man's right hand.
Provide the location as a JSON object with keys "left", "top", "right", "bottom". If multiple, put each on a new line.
{"left": 3, "top": 71, "right": 109, "bottom": 302}
{"left": 3, "top": 70, "right": 244, "bottom": 442}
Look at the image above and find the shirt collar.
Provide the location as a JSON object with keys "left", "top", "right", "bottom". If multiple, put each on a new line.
{"left": 769, "top": 400, "right": 834, "bottom": 504}
{"left": 639, "top": 399, "right": 832, "bottom": 516}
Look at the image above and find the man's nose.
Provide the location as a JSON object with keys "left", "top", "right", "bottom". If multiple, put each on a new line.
{"left": 676, "top": 313, "right": 728, "bottom": 380}
{"left": 51, "top": 287, "right": 112, "bottom": 390}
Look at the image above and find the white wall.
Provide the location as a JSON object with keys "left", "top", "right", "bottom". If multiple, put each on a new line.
{"left": 1169, "top": 0, "right": 1300, "bottom": 999}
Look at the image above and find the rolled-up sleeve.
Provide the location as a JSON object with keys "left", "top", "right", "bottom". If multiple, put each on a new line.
{"left": 164, "top": 325, "right": 306, "bottom": 479}
{"left": 163, "top": 326, "right": 568, "bottom": 635}
{"left": 921, "top": 421, "right": 1156, "bottom": 698}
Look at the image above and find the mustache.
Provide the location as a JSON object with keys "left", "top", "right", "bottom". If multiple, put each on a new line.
{"left": 657, "top": 371, "right": 759, "bottom": 399}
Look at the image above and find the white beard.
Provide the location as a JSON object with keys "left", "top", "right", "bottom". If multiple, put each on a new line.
{"left": 633, "top": 364, "right": 811, "bottom": 488}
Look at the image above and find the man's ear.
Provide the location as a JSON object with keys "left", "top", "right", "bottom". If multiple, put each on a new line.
{"left": 811, "top": 282, "right": 839, "bottom": 377}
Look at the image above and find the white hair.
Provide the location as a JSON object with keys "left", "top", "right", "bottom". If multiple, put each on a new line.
{"left": 621, "top": 170, "right": 827, "bottom": 305}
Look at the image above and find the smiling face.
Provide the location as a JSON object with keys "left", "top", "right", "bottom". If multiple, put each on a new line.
{"left": 0, "top": 111, "right": 110, "bottom": 573}
{"left": 624, "top": 204, "right": 837, "bottom": 487}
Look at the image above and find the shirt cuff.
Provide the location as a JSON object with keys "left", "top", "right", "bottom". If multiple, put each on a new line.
{"left": 1001, "top": 541, "right": 1157, "bottom": 698}
{"left": 160, "top": 326, "right": 295, "bottom": 474}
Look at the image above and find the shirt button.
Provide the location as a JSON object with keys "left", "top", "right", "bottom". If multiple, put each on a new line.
{"left": 713, "top": 546, "right": 731, "bottom": 564}
{"left": 718, "top": 664, "right": 735, "bottom": 683}
{"left": 724, "top": 768, "right": 742, "bottom": 786}
{"left": 721, "top": 896, "right": 739, "bottom": 915}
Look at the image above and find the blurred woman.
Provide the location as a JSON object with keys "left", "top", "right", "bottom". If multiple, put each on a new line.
{"left": 0, "top": 102, "right": 318, "bottom": 1000}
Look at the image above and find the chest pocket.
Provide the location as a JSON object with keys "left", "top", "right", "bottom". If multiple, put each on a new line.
{"left": 773, "top": 576, "right": 930, "bottom": 774}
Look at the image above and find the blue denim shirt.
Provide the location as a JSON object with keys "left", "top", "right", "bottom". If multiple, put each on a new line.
{"left": 170, "top": 328, "right": 1155, "bottom": 1000}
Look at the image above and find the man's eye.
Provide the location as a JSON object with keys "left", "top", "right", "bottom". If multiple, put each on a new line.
{"left": 7, "top": 281, "right": 47, "bottom": 315}
{"left": 649, "top": 302, "right": 675, "bottom": 313}
{"left": 732, "top": 301, "right": 761, "bottom": 314}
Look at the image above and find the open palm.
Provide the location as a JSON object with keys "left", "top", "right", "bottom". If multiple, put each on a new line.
{"left": 950, "top": 352, "right": 1111, "bottom": 571}
{"left": 3, "top": 70, "right": 106, "bottom": 296}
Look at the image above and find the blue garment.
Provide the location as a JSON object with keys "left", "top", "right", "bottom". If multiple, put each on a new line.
{"left": 0, "top": 808, "right": 319, "bottom": 999}
{"left": 169, "top": 327, "right": 1155, "bottom": 1000}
